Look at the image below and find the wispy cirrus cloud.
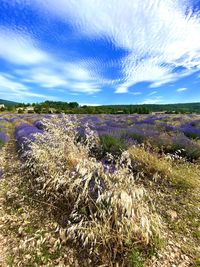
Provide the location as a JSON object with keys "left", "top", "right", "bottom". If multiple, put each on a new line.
{"left": 0, "top": 1, "right": 200, "bottom": 103}
{"left": 130, "top": 92, "right": 142, "bottom": 95}
{"left": 176, "top": 87, "right": 188, "bottom": 92}
{"left": 0, "top": 73, "right": 49, "bottom": 100}
{"left": 149, "top": 91, "right": 157, "bottom": 96}
{"left": 142, "top": 96, "right": 163, "bottom": 104}
{"left": 0, "top": 27, "right": 101, "bottom": 95}
{"left": 17, "top": 63, "right": 101, "bottom": 94}
{"left": 33, "top": 0, "right": 200, "bottom": 93}
{"left": 0, "top": 27, "right": 49, "bottom": 65}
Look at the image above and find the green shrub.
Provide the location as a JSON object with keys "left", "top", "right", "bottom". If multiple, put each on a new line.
{"left": 17, "top": 109, "right": 24, "bottom": 114}
{"left": 100, "top": 135, "right": 126, "bottom": 155}
{"left": 194, "top": 230, "right": 200, "bottom": 241}
{"left": 128, "top": 249, "right": 144, "bottom": 267}
{"left": 193, "top": 255, "right": 200, "bottom": 267}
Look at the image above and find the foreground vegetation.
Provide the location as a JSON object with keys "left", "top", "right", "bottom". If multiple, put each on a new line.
{"left": 0, "top": 114, "right": 199, "bottom": 266}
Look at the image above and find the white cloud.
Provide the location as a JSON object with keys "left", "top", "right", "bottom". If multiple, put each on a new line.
{"left": 149, "top": 68, "right": 196, "bottom": 88}
{"left": 34, "top": 0, "right": 200, "bottom": 92}
{"left": 1, "top": 1, "right": 199, "bottom": 100}
{"left": 62, "top": 63, "right": 101, "bottom": 93}
{"left": 115, "top": 85, "right": 128, "bottom": 93}
{"left": 69, "top": 82, "right": 100, "bottom": 93}
{"left": 0, "top": 26, "right": 101, "bottom": 95}
{"left": 79, "top": 103, "right": 100, "bottom": 106}
{"left": 149, "top": 91, "right": 157, "bottom": 95}
{"left": 176, "top": 87, "right": 188, "bottom": 92}
{"left": 0, "top": 74, "right": 26, "bottom": 91}
{"left": 0, "top": 28, "right": 49, "bottom": 65}
{"left": 17, "top": 62, "right": 101, "bottom": 94}
{"left": 142, "top": 96, "right": 163, "bottom": 104}
{"left": 18, "top": 67, "right": 68, "bottom": 88}
{"left": 130, "top": 92, "right": 142, "bottom": 95}
{"left": 69, "top": 92, "right": 80, "bottom": 96}
{"left": 0, "top": 73, "right": 48, "bottom": 100}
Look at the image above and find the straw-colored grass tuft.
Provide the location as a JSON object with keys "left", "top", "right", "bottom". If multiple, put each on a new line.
{"left": 23, "top": 116, "right": 161, "bottom": 265}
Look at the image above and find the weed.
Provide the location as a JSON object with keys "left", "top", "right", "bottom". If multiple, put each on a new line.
{"left": 128, "top": 249, "right": 144, "bottom": 267}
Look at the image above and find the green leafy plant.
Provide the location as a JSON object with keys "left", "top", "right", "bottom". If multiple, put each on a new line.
{"left": 100, "top": 134, "right": 126, "bottom": 155}
{"left": 128, "top": 249, "right": 144, "bottom": 267}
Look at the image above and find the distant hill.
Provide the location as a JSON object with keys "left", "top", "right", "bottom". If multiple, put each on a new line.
{"left": 102, "top": 102, "right": 200, "bottom": 113}
{"left": 0, "top": 99, "right": 19, "bottom": 107}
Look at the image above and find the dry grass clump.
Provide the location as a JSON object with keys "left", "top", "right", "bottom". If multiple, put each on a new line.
{"left": 23, "top": 116, "right": 161, "bottom": 265}
{"left": 128, "top": 146, "right": 200, "bottom": 190}
{"left": 0, "top": 146, "right": 6, "bottom": 174}
{"left": 128, "top": 146, "right": 172, "bottom": 180}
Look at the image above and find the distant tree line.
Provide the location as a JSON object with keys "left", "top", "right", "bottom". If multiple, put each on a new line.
{"left": 1, "top": 99, "right": 200, "bottom": 114}
{"left": 15, "top": 101, "right": 79, "bottom": 114}
{"left": 15, "top": 101, "right": 200, "bottom": 114}
{"left": 15, "top": 102, "right": 153, "bottom": 114}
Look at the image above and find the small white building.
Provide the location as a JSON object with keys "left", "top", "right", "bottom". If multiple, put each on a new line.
{"left": 16, "top": 107, "right": 24, "bottom": 112}
{"left": 0, "top": 104, "right": 5, "bottom": 109}
{"left": 25, "top": 106, "right": 35, "bottom": 113}
{"left": 152, "top": 111, "right": 167, "bottom": 115}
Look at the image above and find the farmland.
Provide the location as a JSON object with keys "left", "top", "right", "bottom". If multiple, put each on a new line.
{"left": 0, "top": 113, "right": 200, "bottom": 266}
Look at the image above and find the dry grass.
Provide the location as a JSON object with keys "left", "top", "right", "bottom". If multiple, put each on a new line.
{"left": 22, "top": 117, "right": 161, "bottom": 265}
{"left": 1, "top": 116, "right": 199, "bottom": 266}
{"left": 128, "top": 146, "right": 171, "bottom": 180}
{"left": 128, "top": 146, "right": 200, "bottom": 190}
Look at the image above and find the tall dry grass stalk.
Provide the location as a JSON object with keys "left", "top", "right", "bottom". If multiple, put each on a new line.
{"left": 23, "top": 116, "right": 161, "bottom": 264}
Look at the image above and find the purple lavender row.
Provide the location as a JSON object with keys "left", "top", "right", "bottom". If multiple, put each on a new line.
{"left": 78, "top": 115, "right": 200, "bottom": 159}
{"left": 0, "top": 132, "right": 9, "bottom": 144}
{"left": 0, "top": 121, "right": 10, "bottom": 179}
{"left": 0, "top": 129, "right": 8, "bottom": 178}
{"left": 31, "top": 115, "right": 200, "bottom": 159}
{"left": 0, "top": 119, "right": 10, "bottom": 146}
{"left": 15, "top": 123, "right": 43, "bottom": 153}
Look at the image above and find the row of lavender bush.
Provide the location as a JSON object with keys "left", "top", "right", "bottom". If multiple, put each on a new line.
{"left": 31, "top": 114, "right": 200, "bottom": 160}
{"left": 15, "top": 123, "right": 43, "bottom": 156}
{"left": 0, "top": 117, "right": 11, "bottom": 178}
{"left": 11, "top": 113, "right": 200, "bottom": 161}
{"left": 0, "top": 118, "right": 10, "bottom": 146}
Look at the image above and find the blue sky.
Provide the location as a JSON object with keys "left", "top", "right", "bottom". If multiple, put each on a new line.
{"left": 0, "top": 0, "right": 200, "bottom": 105}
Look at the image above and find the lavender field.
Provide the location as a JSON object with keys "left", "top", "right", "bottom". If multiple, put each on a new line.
{"left": 1, "top": 112, "right": 200, "bottom": 157}
{"left": 0, "top": 113, "right": 200, "bottom": 266}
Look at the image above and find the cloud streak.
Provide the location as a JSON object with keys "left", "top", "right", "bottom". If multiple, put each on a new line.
{"left": 0, "top": 1, "right": 200, "bottom": 103}
{"left": 0, "top": 27, "right": 101, "bottom": 95}
{"left": 177, "top": 87, "right": 188, "bottom": 92}
{"left": 0, "top": 27, "right": 49, "bottom": 65}
{"left": 0, "top": 73, "right": 49, "bottom": 100}
{"left": 34, "top": 0, "right": 200, "bottom": 92}
{"left": 142, "top": 96, "right": 163, "bottom": 104}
